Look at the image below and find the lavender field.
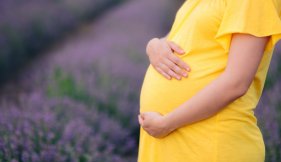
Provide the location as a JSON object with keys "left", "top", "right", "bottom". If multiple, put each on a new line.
{"left": 0, "top": 0, "right": 124, "bottom": 83}
{"left": 0, "top": 0, "right": 280, "bottom": 161}
{"left": 0, "top": 0, "right": 181, "bottom": 161}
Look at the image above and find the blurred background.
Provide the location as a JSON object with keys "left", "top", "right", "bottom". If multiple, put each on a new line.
{"left": 0, "top": 0, "right": 280, "bottom": 161}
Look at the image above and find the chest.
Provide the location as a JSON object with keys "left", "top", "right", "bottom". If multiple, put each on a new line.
{"left": 170, "top": 0, "right": 226, "bottom": 40}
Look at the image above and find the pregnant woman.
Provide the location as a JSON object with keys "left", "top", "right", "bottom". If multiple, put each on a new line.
{"left": 137, "top": 0, "right": 281, "bottom": 162}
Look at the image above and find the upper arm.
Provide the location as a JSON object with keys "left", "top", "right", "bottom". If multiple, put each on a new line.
{"left": 223, "top": 33, "right": 270, "bottom": 92}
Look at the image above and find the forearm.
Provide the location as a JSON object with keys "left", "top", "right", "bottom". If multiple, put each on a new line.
{"left": 165, "top": 72, "right": 247, "bottom": 131}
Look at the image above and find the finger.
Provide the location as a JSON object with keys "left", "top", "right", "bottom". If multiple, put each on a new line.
{"left": 167, "top": 41, "right": 185, "bottom": 54}
{"left": 168, "top": 54, "right": 191, "bottom": 72}
{"left": 147, "top": 131, "right": 154, "bottom": 137}
{"left": 140, "top": 113, "right": 145, "bottom": 119}
{"left": 155, "top": 66, "right": 172, "bottom": 80}
{"left": 145, "top": 129, "right": 152, "bottom": 136}
{"left": 162, "top": 58, "right": 186, "bottom": 78}
{"left": 159, "top": 61, "right": 181, "bottom": 80}
{"left": 138, "top": 115, "right": 144, "bottom": 125}
{"left": 138, "top": 115, "right": 141, "bottom": 125}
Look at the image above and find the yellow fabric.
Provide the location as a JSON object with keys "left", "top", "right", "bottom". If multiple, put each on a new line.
{"left": 138, "top": 0, "right": 281, "bottom": 162}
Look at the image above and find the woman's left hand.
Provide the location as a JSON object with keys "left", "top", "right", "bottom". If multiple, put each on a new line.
{"left": 138, "top": 112, "right": 174, "bottom": 138}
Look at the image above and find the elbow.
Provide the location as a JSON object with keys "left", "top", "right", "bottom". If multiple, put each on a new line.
{"left": 225, "top": 77, "right": 250, "bottom": 99}
{"left": 236, "top": 84, "right": 249, "bottom": 98}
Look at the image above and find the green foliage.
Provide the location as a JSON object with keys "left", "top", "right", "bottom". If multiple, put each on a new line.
{"left": 47, "top": 67, "right": 92, "bottom": 104}
{"left": 46, "top": 66, "right": 133, "bottom": 128}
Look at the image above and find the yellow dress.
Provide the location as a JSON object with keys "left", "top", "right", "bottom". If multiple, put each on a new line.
{"left": 138, "top": 0, "right": 281, "bottom": 162}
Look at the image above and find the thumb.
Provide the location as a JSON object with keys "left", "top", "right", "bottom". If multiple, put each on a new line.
{"left": 138, "top": 115, "right": 144, "bottom": 125}
{"left": 140, "top": 113, "right": 146, "bottom": 119}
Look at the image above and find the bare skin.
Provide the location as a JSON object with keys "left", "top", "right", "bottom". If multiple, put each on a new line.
{"left": 139, "top": 33, "right": 270, "bottom": 138}
{"left": 146, "top": 34, "right": 191, "bottom": 80}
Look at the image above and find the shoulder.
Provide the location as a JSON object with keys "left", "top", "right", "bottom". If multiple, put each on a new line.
{"left": 223, "top": 0, "right": 281, "bottom": 17}
{"left": 224, "top": 0, "right": 275, "bottom": 5}
{"left": 272, "top": 0, "right": 281, "bottom": 12}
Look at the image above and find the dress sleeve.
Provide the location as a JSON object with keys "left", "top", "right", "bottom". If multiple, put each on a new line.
{"left": 215, "top": 0, "right": 281, "bottom": 53}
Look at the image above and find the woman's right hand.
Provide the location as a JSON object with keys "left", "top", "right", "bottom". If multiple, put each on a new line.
{"left": 146, "top": 37, "right": 191, "bottom": 80}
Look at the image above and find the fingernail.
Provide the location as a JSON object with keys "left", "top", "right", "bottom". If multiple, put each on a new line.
{"left": 183, "top": 73, "right": 187, "bottom": 77}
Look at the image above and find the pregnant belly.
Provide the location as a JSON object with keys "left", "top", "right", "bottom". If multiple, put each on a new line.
{"left": 139, "top": 59, "right": 225, "bottom": 114}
